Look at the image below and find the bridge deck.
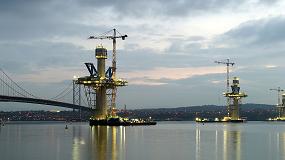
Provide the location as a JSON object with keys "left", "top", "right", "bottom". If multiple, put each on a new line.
{"left": 0, "top": 95, "right": 94, "bottom": 112}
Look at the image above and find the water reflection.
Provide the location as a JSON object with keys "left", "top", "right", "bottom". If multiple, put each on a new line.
{"left": 195, "top": 127, "right": 200, "bottom": 160}
{"left": 89, "top": 126, "right": 126, "bottom": 160}
{"left": 71, "top": 125, "right": 126, "bottom": 160}
{"left": 72, "top": 125, "right": 85, "bottom": 160}
{"left": 195, "top": 125, "right": 241, "bottom": 160}
{"left": 3, "top": 122, "right": 285, "bottom": 160}
{"left": 223, "top": 128, "right": 241, "bottom": 160}
{"left": 277, "top": 132, "right": 285, "bottom": 159}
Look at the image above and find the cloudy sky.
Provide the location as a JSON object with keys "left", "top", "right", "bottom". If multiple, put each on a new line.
{"left": 1, "top": 0, "right": 285, "bottom": 110}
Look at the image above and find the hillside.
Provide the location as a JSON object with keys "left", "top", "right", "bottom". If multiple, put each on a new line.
{"left": 118, "top": 103, "right": 277, "bottom": 121}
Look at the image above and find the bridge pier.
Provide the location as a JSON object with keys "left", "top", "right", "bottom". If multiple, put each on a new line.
{"left": 224, "top": 77, "right": 248, "bottom": 122}
{"left": 76, "top": 46, "right": 127, "bottom": 126}
{"left": 94, "top": 47, "right": 108, "bottom": 121}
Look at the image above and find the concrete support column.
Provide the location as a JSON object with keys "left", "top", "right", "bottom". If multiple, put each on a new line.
{"left": 232, "top": 98, "right": 239, "bottom": 120}
{"left": 96, "top": 86, "right": 107, "bottom": 119}
{"left": 95, "top": 47, "right": 107, "bottom": 119}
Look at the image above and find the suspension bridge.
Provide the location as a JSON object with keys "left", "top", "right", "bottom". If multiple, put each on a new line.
{"left": 0, "top": 68, "right": 94, "bottom": 112}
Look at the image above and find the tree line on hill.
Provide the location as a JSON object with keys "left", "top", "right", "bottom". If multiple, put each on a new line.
{"left": 118, "top": 103, "right": 277, "bottom": 121}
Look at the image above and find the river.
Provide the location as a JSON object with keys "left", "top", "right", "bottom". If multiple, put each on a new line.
{"left": 0, "top": 121, "right": 285, "bottom": 160}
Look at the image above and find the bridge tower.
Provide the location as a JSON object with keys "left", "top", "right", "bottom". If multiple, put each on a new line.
{"left": 281, "top": 94, "right": 285, "bottom": 118}
{"left": 269, "top": 92, "right": 285, "bottom": 121}
{"left": 269, "top": 87, "right": 285, "bottom": 120}
{"left": 223, "top": 77, "right": 247, "bottom": 121}
{"left": 76, "top": 45, "right": 127, "bottom": 125}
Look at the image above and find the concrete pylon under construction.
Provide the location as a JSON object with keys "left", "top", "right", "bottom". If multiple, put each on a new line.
{"left": 268, "top": 88, "right": 285, "bottom": 121}
{"left": 278, "top": 94, "right": 285, "bottom": 119}
{"left": 95, "top": 47, "right": 107, "bottom": 119}
{"left": 224, "top": 77, "right": 247, "bottom": 121}
{"left": 76, "top": 45, "right": 127, "bottom": 125}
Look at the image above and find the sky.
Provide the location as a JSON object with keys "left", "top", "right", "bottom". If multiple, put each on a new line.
{"left": 1, "top": 0, "right": 285, "bottom": 110}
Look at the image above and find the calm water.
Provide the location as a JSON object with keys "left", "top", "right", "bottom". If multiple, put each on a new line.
{"left": 1, "top": 121, "right": 285, "bottom": 160}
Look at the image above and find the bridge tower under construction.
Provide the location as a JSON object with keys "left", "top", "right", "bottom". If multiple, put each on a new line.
{"left": 280, "top": 94, "right": 285, "bottom": 118}
{"left": 223, "top": 77, "right": 247, "bottom": 121}
{"left": 268, "top": 87, "right": 285, "bottom": 121}
{"left": 270, "top": 93, "right": 285, "bottom": 121}
{"left": 75, "top": 46, "right": 127, "bottom": 125}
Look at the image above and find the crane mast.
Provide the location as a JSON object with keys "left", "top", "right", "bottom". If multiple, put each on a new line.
{"left": 111, "top": 29, "right": 117, "bottom": 113}
{"left": 215, "top": 59, "right": 235, "bottom": 116}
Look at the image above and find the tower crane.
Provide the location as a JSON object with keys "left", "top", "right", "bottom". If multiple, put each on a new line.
{"left": 215, "top": 59, "right": 235, "bottom": 116}
{"left": 88, "top": 29, "right": 127, "bottom": 114}
{"left": 270, "top": 87, "right": 284, "bottom": 118}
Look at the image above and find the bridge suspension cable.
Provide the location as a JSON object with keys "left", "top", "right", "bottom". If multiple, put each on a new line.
{"left": 0, "top": 68, "right": 37, "bottom": 98}
{"left": 50, "top": 82, "right": 73, "bottom": 100}
{"left": 0, "top": 68, "right": 92, "bottom": 113}
{"left": 50, "top": 81, "right": 89, "bottom": 107}
{"left": 53, "top": 88, "right": 73, "bottom": 102}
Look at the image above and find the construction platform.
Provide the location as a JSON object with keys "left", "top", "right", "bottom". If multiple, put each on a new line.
{"left": 195, "top": 117, "right": 246, "bottom": 123}
{"left": 268, "top": 117, "right": 285, "bottom": 121}
{"left": 89, "top": 116, "right": 157, "bottom": 126}
{"left": 195, "top": 77, "right": 247, "bottom": 124}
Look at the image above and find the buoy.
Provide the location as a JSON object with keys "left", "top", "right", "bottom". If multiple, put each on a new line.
{"left": 65, "top": 125, "right": 68, "bottom": 129}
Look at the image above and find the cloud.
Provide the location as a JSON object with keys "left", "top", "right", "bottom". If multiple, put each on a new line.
{"left": 0, "top": 0, "right": 278, "bottom": 42}
{"left": 265, "top": 65, "right": 278, "bottom": 69}
{"left": 77, "top": 0, "right": 278, "bottom": 18}
{"left": 211, "top": 80, "right": 222, "bottom": 84}
{"left": 128, "top": 80, "right": 167, "bottom": 86}
{"left": 13, "top": 67, "right": 85, "bottom": 83}
{"left": 0, "top": 0, "right": 284, "bottom": 108}
{"left": 0, "top": 41, "right": 91, "bottom": 74}
{"left": 258, "top": 0, "right": 279, "bottom": 5}
{"left": 0, "top": 0, "right": 107, "bottom": 41}
{"left": 121, "top": 66, "right": 225, "bottom": 85}
{"left": 217, "top": 16, "right": 285, "bottom": 47}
